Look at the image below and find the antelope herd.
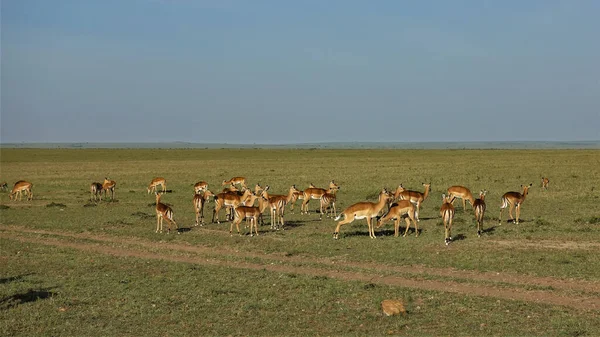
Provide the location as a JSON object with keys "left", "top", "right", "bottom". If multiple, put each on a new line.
{"left": 2, "top": 174, "right": 548, "bottom": 245}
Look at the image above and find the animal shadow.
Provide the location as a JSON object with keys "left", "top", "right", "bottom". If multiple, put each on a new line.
{"left": 177, "top": 227, "right": 192, "bottom": 233}
{"left": 0, "top": 288, "right": 57, "bottom": 310}
{"left": 482, "top": 226, "right": 496, "bottom": 234}
{"left": 0, "top": 274, "right": 33, "bottom": 284}
{"left": 452, "top": 234, "right": 467, "bottom": 241}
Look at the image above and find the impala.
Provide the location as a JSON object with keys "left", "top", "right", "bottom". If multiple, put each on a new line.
{"left": 288, "top": 183, "right": 315, "bottom": 213}
{"left": 447, "top": 185, "right": 474, "bottom": 212}
{"left": 193, "top": 189, "right": 215, "bottom": 226}
{"left": 473, "top": 190, "right": 487, "bottom": 237}
{"left": 9, "top": 180, "right": 33, "bottom": 201}
{"left": 301, "top": 181, "right": 340, "bottom": 215}
{"left": 230, "top": 198, "right": 268, "bottom": 237}
{"left": 155, "top": 193, "right": 178, "bottom": 234}
{"left": 261, "top": 185, "right": 299, "bottom": 230}
{"left": 319, "top": 187, "right": 339, "bottom": 220}
{"left": 541, "top": 177, "right": 549, "bottom": 190}
{"left": 102, "top": 178, "right": 116, "bottom": 201}
{"left": 394, "top": 183, "right": 431, "bottom": 222}
{"left": 222, "top": 176, "right": 247, "bottom": 188}
{"left": 440, "top": 194, "right": 455, "bottom": 245}
{"left": 376, "top": 200, "right": 418, "bottom": 237}
{"left": 90, "top": 182, "right": 103, "bottom": 202}
{"left": 333, "top": 189, "right": 390, "bottom": 239}
{"left": 212, "top": 189, "right": 252, "bottom": 224}
{"left": 147, "top": 177, "right": 166, "bottom": 194}
{"left": 194, "top": 181, "right": 209, "bottom": 194}
{"left": 499, "top": 183, "right": 532, "bottom": 225}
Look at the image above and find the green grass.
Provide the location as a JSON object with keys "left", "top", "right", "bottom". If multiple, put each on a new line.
{"left": 1, "top": 148, "right": 599, "bottom": 336}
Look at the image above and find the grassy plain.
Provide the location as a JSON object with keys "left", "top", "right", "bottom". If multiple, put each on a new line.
{"left": 1, "top": 148, "right": 599, "bottom": 336}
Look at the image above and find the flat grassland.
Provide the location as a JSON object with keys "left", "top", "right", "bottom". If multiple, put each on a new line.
{"left": 1, "top": 148, "right": 599, "bottom": 336}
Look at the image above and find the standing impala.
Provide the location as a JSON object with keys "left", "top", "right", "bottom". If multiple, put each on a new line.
{"left": 394, "top": 183, "right": 431, "bottom": 222}
{"left": 319, "top": 186, "right": 340, "bottom": 220}
{"left": 230, "top": 198, "right": 269, "bottom": 237}
{"left": 212, "top": 189, "right": 252, "bottom": 224}
{"left": 155, "top": 193, "right": 178, "bottom": 234}
{"left": 9, "top": 180, "right": 33, "bottom": 201}
{"left": 288, "top": 183, "right": 315, "bottom": 213}
{"left": 194, "top": 181, "right": 209, "bottom": 194}
{"left": 222, "top": 176, "right": 247, "bottom": 189}
{"left": 473, "top": 190, "right": 487, "bottom": 237}
{"left": 301, "top": 181, "right": 340, "bottom": 215}
{"left": 147, "top": 177, "right": 166, "bottom": 194}
{"left": 333, "top": 189, "right": 391, "bottom": 239}
{"left": 376, "top": 200, "right": 418, "bottom": 237}
{"left": 193, "top": 189, "right": 215, "bottom": 226}
{"left": 260, "top": 185, "right": 298, "bottom": 230}
{"left": 446, "top": 185, "right": 474, "bottom": 212}
{"left": 541, "top": 177, "right": 549, "bottom": 190}
{"left": 440, "top": 194, "right": 455, "bottom": 245}
{"left": 499, "top": 184, "right": 532, "bottom": 225}
{"left": 102, "top": 178, "right": 116, "bottom": 201}
{"left": 90, "top": 182, "right": 103, "bottom": 202}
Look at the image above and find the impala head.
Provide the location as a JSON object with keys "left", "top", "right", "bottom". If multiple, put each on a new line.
{"left": 329, "top": 181, "right": 340, "bottom": 190}
{"left": 423, "top": 182, "right": 431, "bottom": 189}
{"left": 522, "top": 183, "right": 533, "bottom": 195}
{"left": 309, "top": 183, "right": 316, "bottom": 188}
{"left": 479, "top": 190, "right": 487, "bottom": 199}
{"left": 104, "top": 177, "right": 111, "bottom": 184}
{"left": 204, "top": 189, "right": 215, "bottom": 198}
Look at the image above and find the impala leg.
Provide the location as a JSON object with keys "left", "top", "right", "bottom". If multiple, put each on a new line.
{"left": 402, "top": 217, "right": 411, "bottom": 237}
{"left": 394, "top": 218, "right": 400, "bottom": 237}
{"left": 515, "top": 204, "right": 521, "bottom": 224}
{"left": 509, "top": 203, "right": 515, "bottom": 223}
{"left": 462, "top": 199, "right": 467, "bottom": 212}
{"left": 333, "top": 216, "right": 352, "bottom": 239}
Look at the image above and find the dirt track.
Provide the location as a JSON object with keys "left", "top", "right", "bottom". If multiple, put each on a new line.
{"left": 2, "top": 226, "right": 599, "bottom": 311}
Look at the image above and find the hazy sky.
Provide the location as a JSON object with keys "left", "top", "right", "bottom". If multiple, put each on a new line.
{"left": 1, "top": 0, "right": 599, "bottom": 144}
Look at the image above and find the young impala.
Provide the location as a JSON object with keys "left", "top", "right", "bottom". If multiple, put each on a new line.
{"left": 302, "top": 181, "right": 340, "bottom": 215}
{"left": 9, "top": 180, "right": 33, "bottom": 201}
{"left": 394, "top": 183, "right": 431, "bottom": 222}
{"left": 446, "top": 185, "right": 474, "bottom": 212}
{"left": 440, "top": 194, "right": 455, "bottom": 245}
{"left": 147, "top": 177, "right": 166, "bottom": 194}
{"left": 541, "top": 177, "right": 549, "bottom": 190}
{"left": 499, "top": 184, "right": 532, "bottom": 225}
{"left": 376, "top": 200, "right": 418, "bottom": 237}
{"left": 90, "top": 182, "right": 103, "bottom": 202}
{"left": 193, "top": 189, "right": 215, "bottom": 226}
{"left": 155, "top": 193, "right": 178, "bottom": 234}
{"left": 102, "top": 178, "right": 116, "bottom": 201}
{"left": 473, "top": 190, "right": 487, "bottom": 237}
{"left": 319, "top": 186, "right": 339, "bottom": 220}
{"left": 333, "top": 189, "right": 390, "bottom": 239}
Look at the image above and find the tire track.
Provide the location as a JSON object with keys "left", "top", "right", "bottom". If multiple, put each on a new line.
{"left": 2, "top": 228, "right": 599, "bottom": 311}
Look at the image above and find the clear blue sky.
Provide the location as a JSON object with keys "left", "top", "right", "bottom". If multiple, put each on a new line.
{"left": 1, "top": 0, "right": 599, "bottom": 143}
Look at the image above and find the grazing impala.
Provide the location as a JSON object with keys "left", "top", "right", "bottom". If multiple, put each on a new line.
{"left": 9, "top": 180, "right": 33, "bottom": 201}
{"left": 301, "top": 181, "right": 340, "bottom": 215}
{"left": 155, "top": 193, "right": 178, "bottom": 234}
{"left": 212, "top": 189, "right": 252, "bottom": 224}
{"left": 90, "top": 182, "right": 103, "bottom": 202}
{"left": 473, "top": 190, "right": 487, "bottom": 237}
{"left": 499, "top": 184, "right": 532, "bottom": 225}
{"left": 447, "top": 185, "right": 474, "bottom": 212}
{"left": 377, "top": 200, "right": 418, "bottom": 237}
{"left": 541, "top": 177, "right": 549, "bottom": 190}
{"left": 333, "top": 189, "right": 391, "bottom": 239}
{"left": 222, "top": 176, "right": 247, "bottom": 188}
{"left": 194, "top": 181, "right": 209, "bottom": 194}
{"left": 147, "top": 177, "right": 166, "bottom": 194}
{"left": 440, "top": 194, "right": 455, "bottom": 245}
{"left": 261, "top": 185, "right": 299, "bottom": 230}
{"left": 394, "top": 183, "right": 431, "bottom": 222}
{"left": 193, "top": 189, "right": 215, "bottom": 226}
{"left": 102, "top": 178, "right": 116, "bottom": 201}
